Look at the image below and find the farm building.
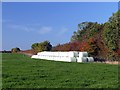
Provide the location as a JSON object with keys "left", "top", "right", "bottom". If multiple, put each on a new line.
{"left": 31, "top": 51, "right": 94, "bottom": 62}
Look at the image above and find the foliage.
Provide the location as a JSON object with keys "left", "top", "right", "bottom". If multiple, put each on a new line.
{"left": 103, "top": 17, "right": 118, "bottom": 51}
{"left": 52, "top": 41, "right": 81, "bottom": 51}
{"left": 70, "top": 10, "right": 120, "bottom": 61}
{"left": 31, "top": 41, "right": 52, "bottom": 54}
{"left": 2, "top": 53, "right": 118, "bottom": 88}
{"left": 11, "top": 47, "right": 20, "bottom": 53}
{"left": 102, "top": 11, "right": 120, "bottom": 60}
{"left": 71, "top": 22, "right": 101, "bottom": 42}
{"left": 80, "top": 38, "right": 99, "bottom": 55}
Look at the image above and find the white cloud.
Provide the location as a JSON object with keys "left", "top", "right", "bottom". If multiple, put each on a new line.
{"left": 2, "top": 19, "right": 12, "bottom": 23}
{"left": 38, "top": 26, "right": 52, "bottom": 35}
{"left": 7, "top": 23, "right": 53, "bottom": 35}
{"left": 58, "top": 27, "right": 68, "bottom": 36}
{"left": 8, "top": 24, "right": 35, "bottom": 32}
{"left": 5, "top": 23, "right": 69, "bottom": 36}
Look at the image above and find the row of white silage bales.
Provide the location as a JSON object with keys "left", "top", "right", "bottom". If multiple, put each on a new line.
{"left": 77, "top": 52, "right": 94, "bottom": 62}
{"left": 31, "top": 51, "right": 94, "bottom": 62}
{"left": 34, "top": 51, "right": 78, "bottom": 62}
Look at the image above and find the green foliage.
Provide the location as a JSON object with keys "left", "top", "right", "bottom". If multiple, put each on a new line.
{"left": 102, "top": 11, "right": 120, "bottom": 60}
{"left": 71, "top": 22, "right": 101, "bottom": 42}
{"left": 103, "top": 22, "right": 117, "bottom": 51}
{"left": 2, "top": 53, "right": 118, "bottom": 88}
{"left": 11, "top": 47, "right": 20, "bottom": 53}
{"left": 31, "top": 41, "right": 52, "bottom": 53}
{"left": 103, "top": 10, "right": 120, "bottom": 52}
{"left": 70, "top": 10, "right": 120, "bottom": 61}
{"left": 78, "top": 22, "right": 90, "bottom": 30}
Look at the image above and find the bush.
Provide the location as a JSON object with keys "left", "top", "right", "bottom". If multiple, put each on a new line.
{"left": 11, "top": 47, "right": 20, "bottom": 53}
{"left": 31, "top": 40, "right": 52, "bottom": 53}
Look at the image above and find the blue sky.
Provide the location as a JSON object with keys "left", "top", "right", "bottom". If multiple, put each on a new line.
{"left": 2, "top": 2, "right": 118, "bottom": 51}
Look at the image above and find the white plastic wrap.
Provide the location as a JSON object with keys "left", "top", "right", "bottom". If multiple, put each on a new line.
{"left": 81, "top": 57, "right": 88, "bottom": 62}
{"left": 31, "top": 51, "right": 94, "bottom": 63}
{"left": 87, "top": 57, "right": 94, "bottom": 62}
{"left": 31, "top": 55, "right": 39, "bottom": 59}
{"left": 76, "top": 57, "right": 82, "bottom": 62}
{"left": 70, "top": 57, "right": 77, "bottom": 62}
{"left": 79, "top": 52, "right": 88, "bottom": 57}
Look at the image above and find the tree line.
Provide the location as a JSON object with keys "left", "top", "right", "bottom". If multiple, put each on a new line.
{"left": 11, "top": 10, "right": 120, "bottom": 61}
{"left": 52, "top": 10, "right": 120, "bottom": 61}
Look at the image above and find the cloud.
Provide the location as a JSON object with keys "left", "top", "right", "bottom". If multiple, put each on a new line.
{"left": 2, "top": 19, "right": 12, "bottom": 23}
{"left": 8, "top": 24, "right": 35, "bottom": 32}
{"left": 7, "top": 24, "right": 52, "bottom": 35}
{"left": 38, "top": 26, "right": 52, "bottom": 35}
{"left": 58, "top": 27, "right": 68, "bottom": 36}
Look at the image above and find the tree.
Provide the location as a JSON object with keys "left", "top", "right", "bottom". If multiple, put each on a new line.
{"left": 31, "top": 41, "right": 52, "bottom": 54}
{"left": 71, "top": 22, "right": 101, "bottom": 42}
{"left": 11, "top": 47, "right": 20, "bottom": 53}
{"left": 79, "top": 38, "right": 99, "bottom": 56}
{"left": 102, "top": 10, "right": 120, "bottom": 61}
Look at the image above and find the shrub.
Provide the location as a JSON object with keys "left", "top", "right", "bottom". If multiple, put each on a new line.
{"left": 11, "top": 47, "right": 20, "bottom": 53}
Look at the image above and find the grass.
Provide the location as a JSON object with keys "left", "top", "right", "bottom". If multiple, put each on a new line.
{"left": 2, "top": 53, "right": 118, "bottom": 88}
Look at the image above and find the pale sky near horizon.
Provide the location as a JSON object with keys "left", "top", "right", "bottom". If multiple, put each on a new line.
{"left": 2, "top": 2, "right": 118, "bottom": 51}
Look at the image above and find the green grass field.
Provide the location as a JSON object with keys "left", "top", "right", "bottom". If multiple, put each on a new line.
{"left": 2, "top": 53, "right": 118, "bottom": 88}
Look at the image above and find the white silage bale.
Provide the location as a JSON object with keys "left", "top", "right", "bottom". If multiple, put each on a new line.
{"left": 57, "top": 52, "right": 60, "bottom": 57}
{"left": 76, "top": 57, "right": 82, "bottom": 62}
{"left": 79, "top": 52, "right": 88, "bottom": 57}
{"left": 39, "top": 55, "right": 42, "bottom": 59}
{"left": 49, "top": 56, "right": 53, "bottom": 60}
{"left": 48, "top": 55, "right": 52, "bottom": 60}
{"left": 54, "top": 52, "right": 57, "bottom": 57}
{"left": 40, "top": 53, "right": 44, "bottom": 56}
{"left": 65, "top": 57, "right": 71, "bottom": 62}
{"left": 58, "top": 52, "right": 61, "bottom": 56}
{"left": 46, "top": 52, "right": 49, "bottom": 55}
{"left": 45, "top": 52, "right": 47, "bottom": 56}
{"left": 31, "top": 55, "right": 37, "bottom": 58}
{"left": 63, "top": 52, "right": 68, "bottom": 57}
{"left": 55, "top": 57, "right": 60, "bottom": 61}
{"left": 48, "top": 52, "right": 52, "bottom": 57}
{"left": 56, "top": 57, "right": 63, "bottom": 61}
{"left": 42, "top": 52, "right": 45, "bottom": 55}
{"left": 70, "top": 57, "right": 77, "bottom": 62}
{"left": 59, "top": 52, "right": 63, "bottom": 57}
{"left": 52, "top": 55, "right": 55, "bottom": 60}
{"left": 56, "top": 57, "right": 62, "bottom": 61}
{"left": 41, "top": 55, "right": 45, "bottom": 59}
{"left": 87, "top": 57, "right": 94, "bottom": 62}
{"left": 81, "top": 57, "right": 88, "bottom": 62}
{"left": 36, "top": 55, "right": 39, "bottom": 59}
{"left": 43, "top": 55, "right": 47, "bottom": 59}
{"left": 37, "top": 52, "right": 41, "bottom": 55}
{"left": 52, "top": 52, "right": 55, "bottom": 58}
{"left": 32, "top": 51, "right": 94, "bottom": 63}
{"left": 57, "top": 52, "right": 59, "bottom": 57}
{"left": 53, "top": 56, "right": 57, "bottom": 61}
{"left": 41, "top": 52, "right": 44, "bottom": 56}
{"left": 59, "top": 57, "right": 70, "bottom": 62}
{"left": 62, "top": 52, "right": 66, "bottom": 57}
{"left": 65, "top": 52, "right": 69, "bottom": 57}
{"left": 68, "top": 52, "right": 74, "bottom": 57}
{"left": 73, "top": 51, "right": 79, "bottom": 57}
{"left": 55, "top": 52, "right": 59, "bottom": 57}
{"left": 45, "top": 55, "right": 48, "bottom": 60}
{"left": 59, "top": 52, "right": 62, "bottom": 57}
{"left": 68, "top": 51, "right": 78, "bottom": 57}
